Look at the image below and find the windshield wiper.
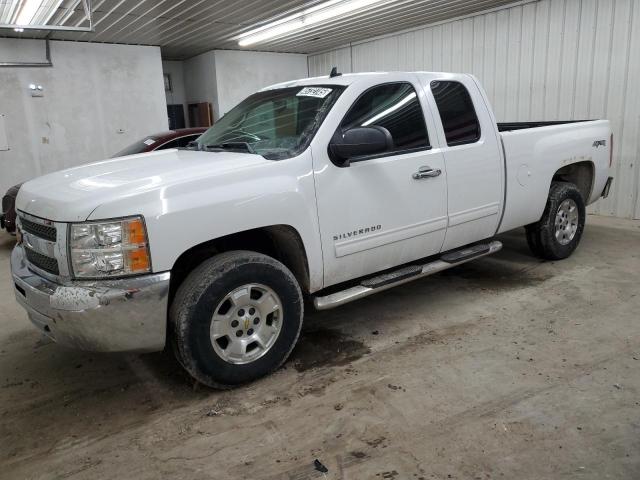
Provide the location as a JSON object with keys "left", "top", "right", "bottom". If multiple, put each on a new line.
{"left": 203, "top": 142, "right": 257, "bottom": 154}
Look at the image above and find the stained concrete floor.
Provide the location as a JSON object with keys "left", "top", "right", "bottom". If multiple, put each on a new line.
{"left": 0, "top": 215, "right": 639, "bottom": 480}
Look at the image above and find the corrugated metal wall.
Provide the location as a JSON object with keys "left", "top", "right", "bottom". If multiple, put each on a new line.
{"left": 308, "top": 0, "right": 640, "bottom": 219}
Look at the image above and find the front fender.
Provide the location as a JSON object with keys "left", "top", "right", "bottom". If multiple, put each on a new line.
{"left": 88, "top": 150, "right": 324, "bottom": 291}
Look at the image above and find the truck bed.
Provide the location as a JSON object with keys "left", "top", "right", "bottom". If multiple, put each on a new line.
{"left": 497, "top": 120, "right": 592, "bottom": 132}
{"left": 497, "top": 119, "right": 611, "bottom": 234}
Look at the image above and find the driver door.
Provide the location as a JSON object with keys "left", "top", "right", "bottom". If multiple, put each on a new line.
{"left": 312, "top": 79, "right": 448, "bottom": 286}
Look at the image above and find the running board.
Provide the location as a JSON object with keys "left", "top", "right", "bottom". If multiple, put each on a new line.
{"left": 313, "top": 240, "right": 502, "bottom": 310}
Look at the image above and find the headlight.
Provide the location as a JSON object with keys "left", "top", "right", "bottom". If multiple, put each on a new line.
{"left": 69, "top": 216, "right": 151, "bottom": 278}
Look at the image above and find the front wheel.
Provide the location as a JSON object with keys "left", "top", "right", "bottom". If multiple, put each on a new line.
{"left": 170, "top": 251, "right": 303, "bottom": 388}
{"left": 525, "top": 182, "right": 586, "bottom": 260}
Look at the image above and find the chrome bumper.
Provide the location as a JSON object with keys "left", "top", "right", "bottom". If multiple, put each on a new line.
{"left": 11, "top": 245, "right": 170, "bottom": 353}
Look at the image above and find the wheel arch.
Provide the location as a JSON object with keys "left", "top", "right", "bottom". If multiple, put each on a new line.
{"left": 551, "top": 160, "right": 594, "bottom": 202}
{"left": 168, "top": 225, "right": 311, "bottom": 307}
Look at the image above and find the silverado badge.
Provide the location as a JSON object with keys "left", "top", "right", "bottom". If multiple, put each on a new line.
{"left": 334, "top": 225, "right": 382, "bottom": 242}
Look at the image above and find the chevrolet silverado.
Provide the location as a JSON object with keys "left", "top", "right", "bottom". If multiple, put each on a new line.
{"left": 11, "top": 71, "right": 613, "bottom": 388}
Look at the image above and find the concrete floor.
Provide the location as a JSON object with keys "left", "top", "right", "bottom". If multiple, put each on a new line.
{"left": 0, "top": 215, "right": 639, "bottom": 480}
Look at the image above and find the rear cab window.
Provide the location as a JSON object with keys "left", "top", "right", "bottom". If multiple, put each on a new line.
{"left": 339, "top": 82, "right": 430, "bottom": 157}
{"left": 430, "top": 81, "right": 481, "bottom": 146}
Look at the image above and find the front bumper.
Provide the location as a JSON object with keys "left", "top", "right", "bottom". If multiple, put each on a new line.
{"left": 11, "top": 245, "right": 170, "bottom": 353}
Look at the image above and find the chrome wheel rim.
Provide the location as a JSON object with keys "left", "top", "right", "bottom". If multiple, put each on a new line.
{"left": 210, "top": 283, "right": 283, "bottom": 365}
{"left": 555, "top": 199, "right": 579, "bottom": 245}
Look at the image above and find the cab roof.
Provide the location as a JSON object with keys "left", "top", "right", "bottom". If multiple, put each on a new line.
{"left": 261, "top": 71, "right": 470, "bottom": 91}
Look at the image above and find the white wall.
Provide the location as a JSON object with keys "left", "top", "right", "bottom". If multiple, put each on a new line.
{"left": 214, "top": 50, "right": 308, "bottom": 116}
{"left": 0, "top": 38, "right": 48, "bottom": 63}
{"left": 308, "top": 0, "right": 640, "bottom": 219}
{"left": 0, "top": 39, "right": 168, "bottom": 194}
{"left": 163, "top": 60, "right": 186, "bottom": 106}
{"left": 182, "top": 49, "right": 308, "bottom": 121}
{"left": 183, "top": 50, "right": 219, "bottom": 122}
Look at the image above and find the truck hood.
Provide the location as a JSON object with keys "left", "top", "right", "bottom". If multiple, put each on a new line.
{"left": 16, "top": 149, "right": 269, "bottom": 222}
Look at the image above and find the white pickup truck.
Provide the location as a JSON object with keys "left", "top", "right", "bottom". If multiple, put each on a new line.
{"left": 12, "top": 71, "right": 613, "bottom": 388}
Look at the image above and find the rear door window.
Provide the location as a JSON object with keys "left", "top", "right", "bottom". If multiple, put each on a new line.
{"left": 431, "top": 81, "right": 481, "bottom": 146}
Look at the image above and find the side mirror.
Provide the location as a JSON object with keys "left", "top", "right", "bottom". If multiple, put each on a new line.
{"left": 329, "top": 126, "right": 393, "bottom": 166}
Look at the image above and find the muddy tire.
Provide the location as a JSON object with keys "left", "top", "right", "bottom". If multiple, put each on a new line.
{"left": 525, "top": 223, "right": 544, "bottom": 258}
{"left": 170, "top": 251, "right": 303, "bottom": 388}
{"left": 525, "top": 182, "right": 586, "bottom": 260}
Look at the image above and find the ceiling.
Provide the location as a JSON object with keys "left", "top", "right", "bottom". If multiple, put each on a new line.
{"left": 0, "top": 0, "right": 518, "bottom": 60}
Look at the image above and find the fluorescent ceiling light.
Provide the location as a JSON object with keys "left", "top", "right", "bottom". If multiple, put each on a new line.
{"left": 14, "top": 0, "right": 64, "bottom": 26}
{"left": 42, "top": 0, "right": 65, "bottom": 25}
{"left": 238, "top": 0, "right": 385, "bottom": 47}
{"left": 15, "top": 0, "right": 43, "bottom": 25}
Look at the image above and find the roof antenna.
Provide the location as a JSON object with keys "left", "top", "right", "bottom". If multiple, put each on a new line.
{"left": 329, "top": 66, "right": 342, "bottom": 78}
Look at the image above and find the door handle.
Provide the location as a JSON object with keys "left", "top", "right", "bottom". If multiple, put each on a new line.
{"left": 412, "top": 166, "right": 442, "bottom": 179}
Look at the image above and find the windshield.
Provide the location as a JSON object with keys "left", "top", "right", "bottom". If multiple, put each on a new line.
{"left": 197, "top": 85, "right": 344, "bottom": 160}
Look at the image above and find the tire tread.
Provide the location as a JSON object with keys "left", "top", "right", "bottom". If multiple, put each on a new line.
{"left": 526, "top": 182, "right": 585, "bottom": 260}
{"left": 169, "top": 250, "right": 303, "bottom": 389}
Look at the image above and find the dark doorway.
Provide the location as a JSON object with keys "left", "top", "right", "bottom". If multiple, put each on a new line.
{"left": 167, "top": 104, "right": 186, "bottom": 130}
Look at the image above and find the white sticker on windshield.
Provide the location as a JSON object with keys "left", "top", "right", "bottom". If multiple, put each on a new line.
{"left": 297, "top": 87, "right": 333, "bottom": 98}
{"left": 143, "top": 138, "right": 156, "bottom": 146}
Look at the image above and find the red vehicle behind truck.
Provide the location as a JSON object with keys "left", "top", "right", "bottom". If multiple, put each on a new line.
{"left": 1, "top": 128, "right": 206, "bottom": 234}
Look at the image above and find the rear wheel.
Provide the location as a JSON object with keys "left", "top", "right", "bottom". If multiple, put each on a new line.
{"left": 525, "top": 223, "right": 544, "bottom": 258}
{"left": 170, "top": 251, "right": 303, "bottom": 388}
{"left": 526, "top": 182, "right": 586, "bottom": 260}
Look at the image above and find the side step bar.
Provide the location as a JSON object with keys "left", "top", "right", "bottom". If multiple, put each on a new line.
{"left": 313, "top": 240, "right": 502, "bottom": 310}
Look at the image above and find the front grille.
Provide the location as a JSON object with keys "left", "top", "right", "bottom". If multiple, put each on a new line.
{"left": 20, "top": 217, "right": 57, "bottom": 242}
{"left": 25, "top": 247, "right": 60, "bottom": 275}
